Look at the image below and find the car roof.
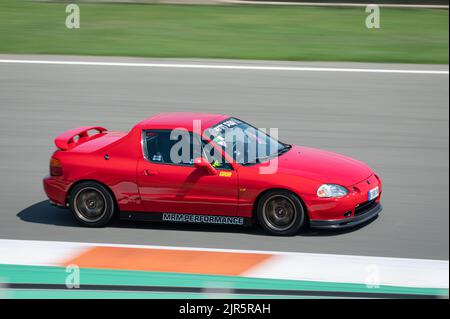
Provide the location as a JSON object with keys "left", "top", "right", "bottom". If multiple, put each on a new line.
{"left": 134, "top": 112, "right": 230, "bottom": 131}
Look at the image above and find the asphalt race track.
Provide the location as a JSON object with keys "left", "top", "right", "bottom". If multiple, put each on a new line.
{"left": 0, "top": 55, "right": 448, "bottom": 260}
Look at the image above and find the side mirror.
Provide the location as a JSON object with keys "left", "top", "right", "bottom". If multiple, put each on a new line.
{"left": 194, "top": 157, "right": 217, "bottom": 175}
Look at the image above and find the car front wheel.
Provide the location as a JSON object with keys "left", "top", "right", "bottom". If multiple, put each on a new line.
{"left": 257, "top": 190, "right": 305, "bottom": 236}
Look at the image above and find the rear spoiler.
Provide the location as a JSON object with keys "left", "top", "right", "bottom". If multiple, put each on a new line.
{"left": 54, "top": 126, "right": 107, "bottom": 151}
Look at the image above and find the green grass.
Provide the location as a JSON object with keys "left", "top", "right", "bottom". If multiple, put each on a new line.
{"left": 0, "top": 0, "right": 448, "bottom": 63}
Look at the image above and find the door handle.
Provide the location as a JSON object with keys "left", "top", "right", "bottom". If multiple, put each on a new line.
{"left": 144, "top": 170, "right": 158, "bottom": 176}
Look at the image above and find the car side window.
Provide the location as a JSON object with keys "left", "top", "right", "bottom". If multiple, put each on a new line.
{"left": 202, "top": 139, "right": 233, "bottom": 170}
{"left": 144, "top": 130, "right": 232, "bottom": 170}
{"left": 144, "top": 130, "right": 201, "bottom": 166}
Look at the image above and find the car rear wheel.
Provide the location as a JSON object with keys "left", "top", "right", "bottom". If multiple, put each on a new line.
{"left": 257, "top": 190, "right": 305, "bottom": 236}
{"left": 69, "top": 182, "right": 115, "bottom": 227}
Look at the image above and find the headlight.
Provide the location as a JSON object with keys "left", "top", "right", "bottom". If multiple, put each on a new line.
{"left": 317, "top": 184, "right": 348, "bottom": 198}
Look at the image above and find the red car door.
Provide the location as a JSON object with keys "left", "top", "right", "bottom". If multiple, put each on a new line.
{"left": 136, "top": 130, "right": 238, "bottom": 216}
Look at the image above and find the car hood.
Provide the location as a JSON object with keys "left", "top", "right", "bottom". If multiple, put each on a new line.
{"left": 274, "top": 145, "right": 373, "bottom": 186}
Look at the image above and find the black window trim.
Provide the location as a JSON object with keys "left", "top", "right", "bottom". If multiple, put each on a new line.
{"left": 141, "top": 129, "right": 234, "bottom": 170}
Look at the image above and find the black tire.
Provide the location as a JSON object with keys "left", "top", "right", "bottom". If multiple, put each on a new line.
{"left": 256, "top": 190, "right": 305, "bottom": 236}
{"left": 69, "top": 181, "right": 116, "bottom": 227}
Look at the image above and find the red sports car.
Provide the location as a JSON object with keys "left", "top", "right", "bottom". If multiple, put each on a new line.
{"left": 43, "top": 113, "right": 382, "bottom": 236}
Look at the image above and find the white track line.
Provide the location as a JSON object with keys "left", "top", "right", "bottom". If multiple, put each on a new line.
{"left": 221, "top": 1, "right": 450, "bottom": 9}
{"left": 0, "top": 238, "right": 448, "bottom": 262}
{"left": 0, "top": 59, "right": 448, "bottom": 75}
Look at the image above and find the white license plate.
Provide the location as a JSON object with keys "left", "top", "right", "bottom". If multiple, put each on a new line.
{"left": 368, "top": 186, "right": 379, "bottom": 201}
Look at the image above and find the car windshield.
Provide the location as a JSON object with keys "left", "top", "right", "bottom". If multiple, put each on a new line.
{"left": 204, "top": 118, "right": 291, "bottom": 165}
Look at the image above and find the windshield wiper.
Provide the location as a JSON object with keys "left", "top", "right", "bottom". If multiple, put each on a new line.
{"left": 243, "top": 144, "right": 292, "bottom": 165}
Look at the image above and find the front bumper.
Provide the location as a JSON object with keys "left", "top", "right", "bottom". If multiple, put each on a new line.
{"left": 310, "top": 202, "right": 382, "bottom": 229}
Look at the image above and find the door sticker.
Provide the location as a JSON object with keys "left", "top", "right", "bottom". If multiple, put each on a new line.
{"left": 219, "top": 171, "right": 232, "bottom": 177}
